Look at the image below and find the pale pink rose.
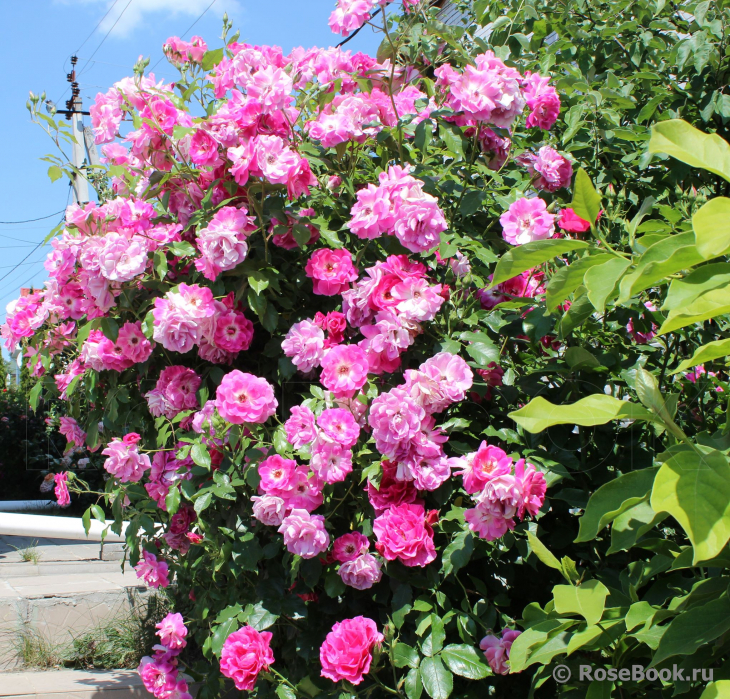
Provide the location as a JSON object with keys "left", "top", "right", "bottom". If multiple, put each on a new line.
{"left": 59, "top": 416, "right": 86, "bottom": 448}
{"left": 195, "top": 206, "right": 256, "bottom": 281}
{"left": 347, "top": 184, "right": 395, "bottom": 239}
{"left": 317, "top": 408, "right": 360, "bottom": 447}
{"left": 500, "top": 197, "right": 556, "bottom": 245}
{"left": 54, "top": 472, "right": 71, "bottom": 508}
{"left": 339, "top": 553, "right": 382, "bottom": 590}
{"left": 320, "top": 344, "right": 369, "bottom": 397}
{"left": 513, "top": 459, "right": 546, "bottom": 519}
{"left": 278, "top": 509, "right": 330, "bottom": 558}
{"left": 519, "top": 146, "right": 572, "bottom": 192}
{"left": 117, "top": 321, "right": 153, "bottom": 363}
{"left": 254, "top": 135, "right": 300, "bottom": 185}
{"left": 282, "top": 320, "right": 325, "bottom": 372}
{"left": 456, "top": 442, "right": 513, "bottom": 494}
{"left": 480, "top": 629, "right": 522, "bottom": 674}
{"left": 373, "top": 503, "right": 437, "bottom": 567}
{"left": 281, "top": 466, "right": 324, "bottom": 512}
{"left": 156, "top": 612, "right": 187, "bottom": 650}
{"left": 248, "top": 66, "right": 293, "bottom": 114}
{"left": 251, "top": 494, "right": 287, "bottom": 526}
{"left": 420, "top": 352, "right": 474, "bottom": 405}
{"left": 311, "top": 438, "right": 353, "bottom": 484}
{"left": 320, "top": 616, "right": 384, "bottom": 685}
{"left": 258, "top": 455, "right": 297, "bottom": 496}
{"left": 524, "top": 72, "right": 560, "bottom": 130}
{"left": 368, "top": 388, "right": 424, "bottom": 457}
{"left": 328, "top": 0, "right": 374, "bottom": 37}
{"left": 152, "top": 298, "right": 201, "bottom": 354}
{"left": 284, "top": 405, "right": 317, "bottom": 448}
{"left": 391, "top": 277, "right": 445, "bottom": 322}
{"left": 98, "top": 232, "right": 148, "bottom": 281}
{"left": 215, "top": 370, "right": 278, "bottom": 424}
{"left": 102, "top": 434, "right": 151, "bottom": 483}
{"left": 135, "top": 551, "right": 170, "bottom": 588}
{"left": 220, "top": 626, "right": 274, "bottom": 691}
{"left": 305, "top": 248, "right": 358, "bottom": 296}
{"left": 332, "top": 532, "right": 369, "bottom": 563}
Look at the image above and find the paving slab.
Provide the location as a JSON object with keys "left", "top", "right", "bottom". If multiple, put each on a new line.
{"left": 0, "top": 668, "right": 152, "bottom": 698}
{"left": 0, "top": 537, "right": 100, "bottom": 565}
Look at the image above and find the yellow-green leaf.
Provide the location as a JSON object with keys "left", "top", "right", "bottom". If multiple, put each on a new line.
{"left": 693, "top": 197, "right": 730, "bottom": 258}
{"left": 553, "top": 579, "right": 609, "bottom": 626}
{"left": 670, "top": 338, "right": 730, "bottom": 375}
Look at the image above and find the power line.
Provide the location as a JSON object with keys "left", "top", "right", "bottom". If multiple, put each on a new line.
{"left": 150, "top": 0, "right": 219, "bottom": 72}
{"left": 0, "top": 210, "right": 65, "bottom": 225}
{"left": 75, "top": 0, "right": 125, "bottom": 55}
{"left": 81, "top": 0, "right": 135, "bottom": 72}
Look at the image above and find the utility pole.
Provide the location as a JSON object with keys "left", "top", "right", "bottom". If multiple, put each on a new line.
{"left": 64, "top": 56, "right": 90, "bottom": 205}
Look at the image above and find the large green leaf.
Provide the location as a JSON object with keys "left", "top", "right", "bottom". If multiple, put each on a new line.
{"left": 670, "top": 338, "right": 730, "bottom": 375}
{"left": 440, "top": 644, "right": 490, "bottom": 679}
{"left": 553, "top": 580, "right": 609, "bottom": 626}
{"left": 420, "top": 656, "right": 453, "bottom": 699}
{"left": 663, "top": 263, "right": 730, "bottom": 312}
{"left": 546, "top": 254, "right": 612, "bottom": 312}
{"left": 490, "top": 239, "right": 590, "bottom": 288}
{"left": 693, "top": 197, "right": 730, "bottom": 258}
{"left": 570, "top": 168, "right": 602, "bottom": 224}
{"left": 557, "top": 288, "right": 595, "bottom": 340}
{"left": 584, "top": 258, "right": 631, "bottom": 312}
{"left": 651, "top": 594, "right": 730, "bottom": 666}
{"left": 509, "top": 395, "right": 657, "bottom": 433}
{"left": 700, "top": 681, "right": 730, "bottom": 699}
{"left": 608, "top": 500, "right": 666, "bottom": 554}
{"left": 651, "top": 449, "right": 730, "bottom": 563}
{"left": 648, "top": 119, "right": 730, "bottom": 183}
{"left": 658, "top": 287, "right": 730, "bottom": 334}
{"left": 508, "top": 620, "right": 575, "bottom": 673}
{"left": 576, "top": 468, "right": 658, "bottom": 542}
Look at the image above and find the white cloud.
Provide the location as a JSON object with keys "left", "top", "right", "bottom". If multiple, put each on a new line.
{"left": 61, "top": 0, "right": 243, "bottom": 39}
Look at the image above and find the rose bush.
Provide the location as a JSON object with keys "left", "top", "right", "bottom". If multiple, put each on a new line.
{"left": 13, "top": 0, "right": 730, "bottom": 697}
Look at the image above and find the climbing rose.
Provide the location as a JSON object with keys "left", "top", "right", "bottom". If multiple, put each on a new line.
{"left": 135, "top": 551, "right": 170, "bottom": 588}
{"left": 329, "top": 0, "right": 374, "bottom": 37}
{"left": 480, "top": 628, "right": 522, "bottom": 675}
{"left": 500, "top": 197, "right": 555, "bottom": 245}
{"left": 317, "top": 408, "right": 360, "bottom": 447}
{"left": 519, "top": 146, "right": 572, "bottom": 192}
{"left": 457, "top": 442, "right": 513, "bottom": 494}
{"left": 282, "top": 320, "right": 325, "bottom": 372}
{"left": 373, "top": 503, "right": 437, "bottom": 567}
{"left": 156, "top": 613, "right": 187, "bottom": 650}
{"left": 215, "top": 371, "right": 278, "bottom": 424}
{"left": 54, "top": 472, "right": 71, "bottom": 507}
{"left": 319, "top": 616, "right": 384, "bottom": 685}
{"left": 284, "top": 405, "right": 318, "bottom": 448}
{"left": 251, "top": 494, "right": 287, "bottom": 526}
{"left": 558, "top": 207, "right": 592, "bottom": 232}
{"left": 320, "top": 344, "right": 369, "bottom": 397}
{"left": 278, "top": 509, "right": 330, "bottom": 558}
{"left": 332, "top": 532, "right": 370, "bottom": 562}
{"left": 523, "top": 72, "right": 560, "bottom": 130}
{"left": 338, "top": 553, "right": 383, "bottom": 590}
{"left": 220, "top": 626, "right": 274, "bottom": 691}
{"left": 102, "top": 433, "right": 151, "bottom": 483}
{"left": 195, "top": 206, "right": 256, "bottom": 281}
{"left": 305, "top": 248, "right": 359, "bottom": 296}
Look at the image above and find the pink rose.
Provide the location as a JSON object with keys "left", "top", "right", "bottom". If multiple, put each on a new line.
{"left": 215, "top": 370, "right": 278, "bottom": 424}
{"left": 278, "top": 509, "right": 330, "bottom": 558}
{"left": 332, "top": 532, "right": 370, "bottom": 562}
{"left": 102, "top": 435, "right": 151, "bottom": 483}
{"left": 317, "top": 408, "right": 360, "bottom": 447}
{"left": 284, "top": 405, "right": 317, "bottom": 448}
{"left": 305, "top": 248, "right": 358, "bottom": 296}
{"left": 480, "top": 628, "right": 522, "bottom": 674}
{"left": 456, "top": 442, "right": 513, "bottom": 494}
{"left": 156, "top": 612, "right": 187, "bottom": 650}
{"left": 251, "top": 494, "right": 287, "bottom": 526}
{"left": 320, "top": 616, "right": 384, "bottom": 685}
{"left": 54, "top": 472, "right": 71, "bottom": 508}
{"left": 338, "top": 553, "right": 383, "bottom": 590}
{"left": 320, "top": 344, "right": 369, "bottom": 397}
{"left": 282, "top": 320, "right": 325, "bottom": 372}
{"left": 500, "top": 197, "right": 556, "bottom": 245}
{"left": 366, "top": 460, "right": 420, "bottom": 514}
{"left": 373, "top": 503, "right": 437, "bottom": 567}
{"left": 518, "top": 146, "right": 572, "bottom": 192}
{"left": 135, "top": 551, "right": 170, "bottom": 589}
{"left": 220, "top": 626, "right": 274, "bottom": 691}
{"left": 558, "top": 207, "right": 592, "bottom": 232}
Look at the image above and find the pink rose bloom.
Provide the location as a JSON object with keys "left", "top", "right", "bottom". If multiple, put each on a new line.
{"left": 358, "top": 311, "right": 412, "bottom": 375}
{"left": 373, "top": 503, "right": 437, "bottom": 567}
{"left": 135, "top": 551, "right": 170, "bottom": 588}
{"left": 138, "top": 657, "right": 178, "bottom": 698}
{"left": 59, "top": 416, "right": 86, "bottom": 448}
{"left": 391, "top": 277, "right": 445, "bottom": 322}
{"left": 252, "top": 494, "right": 287, "bottom": 526}
{"left": 305, "top": 248, "right": 358, "bottom": 296}
{"left": 152, "top": 298, "right": 201, "bottom": 354}
{"left": 254, "top": 135, "right": 301, "bottom": 185}
{"left": 558, "top": 207, "right": 592, "bottom": 232}
{"left": 315, "top": 310, "right": 347, "bottom": 347}
{"left": 333, "top": 532, "right": 369, "bottom": 562}
{"left": 102, "top": 434, "right": 151, "bottom": 483}
{"left": 282, "top": 320, "right": 325, "bottom": 372}
{"left": 339, "top": 553, "right": 383, "bottom": 590}
{"left": 278, "top": 509, "right": 330, "bottom": 559}
{"left": 513, "top": 459, "right": 547, "bottom": 519}
{"left": 347, "top": 184, "right": 394, "bottom": 239}
{"left": 523, "top": 72, "right": 560, "bottom": 130}
{"left": 366, "top": 460, "right": 420, "bottom": 514}
{"left": 195, "top": 206, "right": 256, "bottom": 281}
{"left": 54, "top": 472, "right": 71, "bottom": 508}
{"left": 465, "top": 499, "right": 515, "bottom": 541}
{"left": 328, "top": 0, "right": 374, "bottom": 37}
{"left": 189, "top": 128, "right": 220, "bottom": 167}
{"left": 320, "top": 344, "right": 369, "bottom": 397}
{"left": 248, "top": 66, "right": 293, "bottom": 114}
{"left": 98, "top": 232, "right": 148, "bottom": 282}
{"left": 215, "top": 370, "right": 278, "bottom": 424}
{"left": 519, "top": 146, "right": 573, "bottom": 192}
{"left": 317, "top": 408, "right": 360, "bottom": 447}
{"left": 284, "top": 405, "right": 318, "bottom": 448}
{"left": 220, "top": 626, "right": 274, "bottom": 691}
{"left": 476, "top": 126, "right": 511, "bottom": 169}
{"left": 393, "top": 194, "right": 448, "bottom": 253}
{"left": 258, "top": 455, "right": 297, "bottom": 496}
{"left": 420, "top": 352, "right": 474, "bottom": 406}
{"left": 156, "top": 612, "right": 187, "bottom": 650}
{"left": 320, "top": 616, "right": 384, "bottom": 685}
{"left": 480, "top": 629, "right": 522, "bottom": 675}
{"left": 368, "top": 388, "right": 425, "bottom": 456}
{"left": 281, "top": 466, "right": 324, "bottom": 512}
{"left": 310, "top": 438, "right": 353, "bottom": 484}
{"left": 117, "top": 321, "right": 153, "bottom": 364}
{"left": 457, "top": 442, "right": 513, "bottom": 494}
{"left": 627, "top": 316, "right": 657, "bottom": 344}
{"left": 213, "top": 310, "right": 254, "bottom": 353}
{"left": 500, "top": 197, "right": 556, "bottom": 245}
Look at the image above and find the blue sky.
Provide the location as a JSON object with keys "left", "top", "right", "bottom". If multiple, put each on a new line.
{"left": 0, "top": 0, "right": 383, "bottom": 330}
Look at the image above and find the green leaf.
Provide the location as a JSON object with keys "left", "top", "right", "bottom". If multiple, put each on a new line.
{"left": 546, "top": 254, "right": 612, "bottom": 313}
{"left": 670, "top": 338, "right": 730, "bottom": 375}
{"left": 508, "top": 620, "right": 573, "bottom": 673}
{"left": 509, "top": 395, "right": 657, "bottom": 434}
{"left": 393, "top": 642, "right": 420, "bottom": 669}
{"left": 191, "top": 443, "right": 212, "bottom": 469}
{"left": 242, "top": 602, "right": 279, "bottom": 631}
{"left": 82, "top": 507, "right": 92, "bottom": 536}
{"left": 439, "top": 123, "right": 464, "bottom": 160}
{"left": 699, "top": 681, "right": 730, "bottom": 699}
{"left": 194, "top": 491, "right": 213, "bottom": 515}
{"left": 248, "top": 270, "right": 270, "bottom": 295}
{"left": 663, "top": 263, "right": 730, "bottom": 312}
{"left": 440, "top": 644, "right": 490, "bottom": 680}
{"left": 201, "top": 47, "right": 224, "bottom": 71}
{"left": 570, "top": 168, "right": 602, "bottom": 224}
{"left": 29, "top": 382, "right": 42, "bottom": 412}
{"left": 405, "top": 669, "right": 423, "bottom": 699}
{"left": 211, "top": 618, "right": 238, "bottom": 656}
{"left": 576, "top": 468, "right": 658, "bottom": 542}
{"left": 491, "top": 239, "right": 590, "bottom": 288}
{"left": 652, "top": 594, "right": 730, "bottom": 666}
{"left": 153, "top": 250, "right": 168, "bottom": 280}
{"left": 651, "top": 449, "right": 730, "bottom": 564}
{"left": 276, "top": 685, "right": 297, "bottom": 699}
{"left": 169, "top": 241, "right": 196, "bottom": 257}
{"left": 659, "top": 287, "right": 730, "bottom": 334}
{"left": 586, "top": 680, "right": 614, "bottom": 699}
{"left": 525, "top": 531, "right": 564, "bottom": 575}
{"left": 441, "top": 530, "right": 473, "bottom": 578}
{"left": 557, "top": 288, "right": 595, "bottom": 340}
{"left": 693, "top": 197, "right": 730, "bottom": 259}
{"left": 464, "top": 341, "right": 499, "bottom": 367}
{"left": 553, "top": 579, "right": 609, "bottom": 626}
{"left": 47, "top": 165, "right": 63, "bottom": 182}
{"left": 420, "top": 656, "right": 453, "bottom": 699}
{"left": 648, "top": 119, "right": 730, "bottom": 183}
{"left": 608, "top": 500, "right": 666, "bottom": 554}
{"left": 165, "top": 486, "right": 181, "bottom": 516}
{"left": 564, "top": 347, "right": 601, "bottom": 370}
{"left": 584, "top": 258, "right": 631, "bottom": 312}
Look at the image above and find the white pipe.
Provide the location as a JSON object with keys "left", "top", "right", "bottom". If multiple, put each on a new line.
{"left": 0, "top": 500, "right": 59, "bottom": 512}
{"left": 0, "top": 513, "right": 128, "bottom": 542}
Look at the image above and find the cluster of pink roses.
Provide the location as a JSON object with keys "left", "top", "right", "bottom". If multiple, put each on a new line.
{"left": 102, "top": 432, "right": 151, "bottom": 483}
{"left": 328, "top": 0, "right": 419, "bottom": 37}
{"left": 458, "top": 442, "right": 547, "bottom": 541}
{"left": 162, "top": 35, "right": 207, "bottom": 67}
{"left": 220, "top": 625, "right": 275, "bottom": 691}
{"left": 80, "top": 322, "right": 154, "bottom": 372}
{"left": 138, "top": 612, "right": 191, "bottom": 699}
{"left": 145, "top": 449, "right": 193, "bottom": 511}
{"left": 135, "top": 550, "right": 170, "bottom": 589}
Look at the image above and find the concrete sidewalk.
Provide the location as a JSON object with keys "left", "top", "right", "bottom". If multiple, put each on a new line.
{"left": 0, "top": 668, "right": 150, "bottom": 698}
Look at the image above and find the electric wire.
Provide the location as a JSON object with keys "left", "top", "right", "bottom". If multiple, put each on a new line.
{"left": 0, "top": 210, "right": 65, "bottom": 225}
{"left": 75, "top": 0, "right": 125, "bottom": 55}
{"left": 79, "top": 0, "right": 135, "bottom": 76}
